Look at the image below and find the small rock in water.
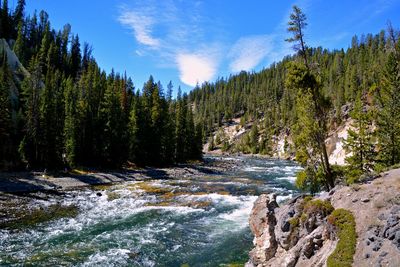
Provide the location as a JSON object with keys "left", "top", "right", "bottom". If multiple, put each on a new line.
{"left": 128, "top": 251, "right": 140, "bottom": 259}
{"left": 96, "top": 192, "right": 102, "bottom": 197}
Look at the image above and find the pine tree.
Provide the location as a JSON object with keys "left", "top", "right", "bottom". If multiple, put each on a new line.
{"left": 39, "top": 70, "right": 63, "bottom": 168}
{"left": 37, "top": 25, "right": 51, "bottom": 73}
{"left": 166, "top": 80, "right": 173, "bottom": 102}
{"left": 175, "top": 88, "right": 186, "bottom": 162}
{"left": 100, "top": 78, "right": 125, "bottom": 166}
{"left": 375, "top": 39, "right": 400, "bottom": 166}
{"left": 285, "top": 6, "right": 334, "bottom": 190}
{"left": 69, "top": 34, "right": 81, "bottom": 78}
{"left": 249, "top": 122, "right": 259, "bottom": 154}
{"left": 64, "top": 78, "right": 77, "bottom": 167}
{"left": 344, "top": 94, "right": 376, "bottom": 182}
{"left": 1, "top": 0, "right": 10, "bottom": 39}
{"left": 13, "top": 21, "right": 25, "bottom": 64}
{"left": 0, "top": 53, "right": 12, "bottom": 168}
{"left": 285, "top": 5, "right": 309, "bottom": 67}
{"left": 184, "top": 103, "right": 195, "bottom": 159}
{"left": 149, "top": 82, "right": 163, "bottom": 163}
{"left": 19, "top": 58, "right": 43, "bottom": 167}
{"left": 13, "top": 0, "right": 25, "bottom": 26}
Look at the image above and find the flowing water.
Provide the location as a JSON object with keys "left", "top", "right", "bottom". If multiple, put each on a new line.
{"left": 0, "top": 156, "right": 301, "bottom": 267}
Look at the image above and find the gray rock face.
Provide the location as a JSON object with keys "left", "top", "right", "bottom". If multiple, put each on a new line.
{"left": 366, "top": 206, "right": 400, "bottom": 252}
{"left": 381, "top": 210, "right": 400, "bottom": 250}
{"left": 248, "top": 194, "right": 279, "bottom": 265}
{"left": 247, "top": 195, "right": 336, "bottom": 267}
{"left": 275, "top": 197, "right": 303, "bottom": 250}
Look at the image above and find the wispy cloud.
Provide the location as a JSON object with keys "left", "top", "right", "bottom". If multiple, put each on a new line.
{"left": 117, "top": 1, "right": 221, "bottom": 86}
{"left": 374, "top": 0, "right": 397, "bottom": 16}
{"left": 118, "top": 8, "right": 160, "bottom": 48}
{"left": 176, "top": 52, "right": 217, "bottom": 87}
{"left": 116, "top": 1, "right": 303, "bottom": 86}
{"left": 229, "top": 35, "right": 274, "bottom": 72}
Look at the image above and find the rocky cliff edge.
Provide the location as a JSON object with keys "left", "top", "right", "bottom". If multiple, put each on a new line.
{"left": 246, "top": 168, "right": 400, "bottom": 267}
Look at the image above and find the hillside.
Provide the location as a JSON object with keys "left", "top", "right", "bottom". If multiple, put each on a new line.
{"left": 202, "top": 115, "right": 353, "bottom": 166}
{"left": 189, "top": 21, "right": 400, "bottom": 175}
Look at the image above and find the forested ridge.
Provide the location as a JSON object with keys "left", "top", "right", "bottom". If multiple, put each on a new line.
{"left": 0, "top": 0, "right": 202, "bottom": 170}
{"left": 190, "top": 31, "right": 390, "bottom": 142}
{"left": 189, "top": 7, "right": 400, "bottom": 191}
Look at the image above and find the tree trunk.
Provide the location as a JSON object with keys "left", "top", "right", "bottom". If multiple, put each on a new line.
{"left": 321, "top": 141, "right": 334, "bottom": 189}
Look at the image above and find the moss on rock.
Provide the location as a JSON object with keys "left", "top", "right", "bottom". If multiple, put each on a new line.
{"left": 303, "top": 199, "right": 334, "bottom": 217}
{"left": 327, "top": 208, "right": 356, "bottom": 267}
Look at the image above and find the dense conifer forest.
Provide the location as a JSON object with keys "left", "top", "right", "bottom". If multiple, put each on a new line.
{"left": 189, "top": 7, "right": 400, "bottom": 191}
{"left": 0, "top": 0, "right": 202, "bottom": 169}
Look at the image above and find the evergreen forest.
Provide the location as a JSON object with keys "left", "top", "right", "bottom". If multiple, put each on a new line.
{"left": 189, "top": 7, "right": 400, "bottom": 191}
{"left": 0, "top": 0, "right": 202, "bottom": 169}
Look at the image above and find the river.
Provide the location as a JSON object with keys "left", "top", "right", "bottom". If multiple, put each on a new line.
{"left": 0, "top": 155, "right": 301, "bottom": 266}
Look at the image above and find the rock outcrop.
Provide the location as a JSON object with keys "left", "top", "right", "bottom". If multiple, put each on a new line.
{"left": 246, "top": 168, "right": 400, "bottom": 267}
{"left": 248, "top": 194, "right": 279, "bottom": 264}
{"left": 246, "top": 195, "right": 337, "bottom": 267}
{"left": 204, "top": 115, "right": 352, "bottom": 164}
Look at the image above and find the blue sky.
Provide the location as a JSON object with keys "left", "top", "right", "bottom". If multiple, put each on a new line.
{"left": 20, "top": 0, "right": 400, "bottom": 93}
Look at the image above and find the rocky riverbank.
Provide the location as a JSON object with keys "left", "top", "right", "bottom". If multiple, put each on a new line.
{"left": 0, "top": 156, "right": 238, "bottom": 194}
{"left": 246, "top": 168, "right": 400, "bottom": 267}
{"left": 0, "top": 156, "right": 240, "bottom": 228}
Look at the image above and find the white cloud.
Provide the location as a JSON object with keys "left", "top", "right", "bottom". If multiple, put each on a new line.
{"left": 229, "top": 35, "right": 274, "bottom": 72}
{"left": 176, "top": 53, "right": 217, "bottom": 87}
{"left": 118, "top": 9, "right": 160, "bottom": 48}
{"left": 116, "top": 2, "right": 298, "bottom": 87}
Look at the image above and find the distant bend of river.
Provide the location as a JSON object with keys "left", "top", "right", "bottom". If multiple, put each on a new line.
{"left": 0, "top": 155, "right": 301, "bottom": 267}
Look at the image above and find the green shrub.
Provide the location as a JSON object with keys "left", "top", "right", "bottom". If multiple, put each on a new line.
{"left": 345, "top": 168, "right": 363, "bottom": 185}
{"left": 303, "top": 199, "right": 334, "bottom": 217}
{"left": 296, "top": 197, "right": 334, "bottom": 225}
{"left": 327, "top": 209, "right": 357, "bottom": 267}
{"left": 331, "top": 164, "right": 346, "bottom": 182}
{"left": 295, "top": 170, "right": 308, "bottom": 190}
{"left": 295, "top": 167, "right": 325, "bottom": 193}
